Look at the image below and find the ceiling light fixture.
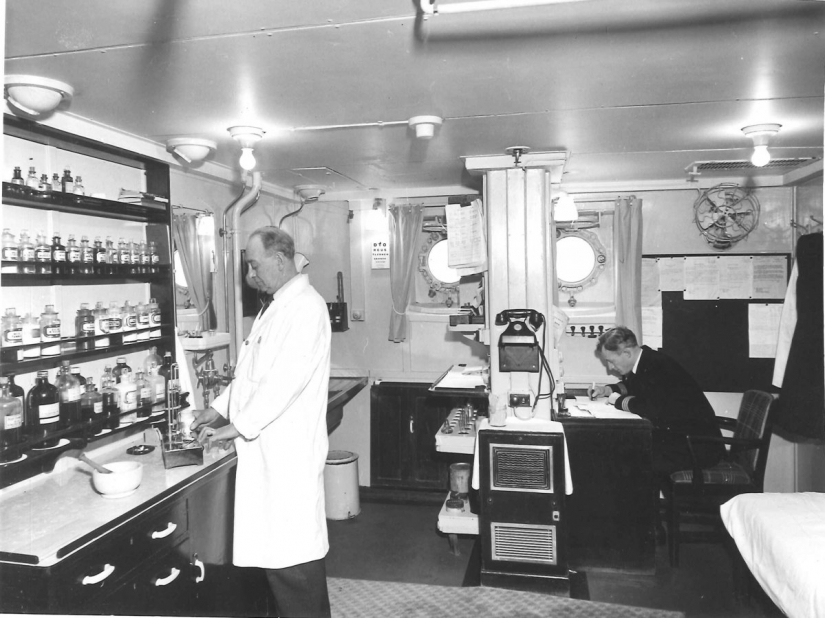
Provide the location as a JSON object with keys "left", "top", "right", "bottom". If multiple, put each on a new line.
{"left": 228, "top": 125, "right": 265, "bottom": 171}
{"left": 4, "top": 74, "right": 74, "bottom": 117}
{"left": 408, "top": 115, "right": 443, "bottom": 140}
{"left": 742, "top": 123, "right": 781, "bottom": 168}
{"left": 166, "top": 137, "right": 217, "bottom": 164}
{"left": 552, "top": 189, "right": 578, "bottom": 222}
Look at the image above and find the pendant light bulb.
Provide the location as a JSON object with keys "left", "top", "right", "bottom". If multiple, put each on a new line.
{"left": 751, "top": 145, "right": 771, "bottom": 167}
{"left": 239, "top": 147, "right": 256, "bottom": 171}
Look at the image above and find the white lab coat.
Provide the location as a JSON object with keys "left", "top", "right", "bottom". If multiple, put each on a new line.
{"left": 212, "top": 274, "right": 331, "bottom": 569}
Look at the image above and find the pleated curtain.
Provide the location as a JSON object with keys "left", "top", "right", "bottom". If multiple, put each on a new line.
{"left": 388, "top": 203, "right": 424, "bottom": 342}
{"left": 613, "top": 197, "right": 643, "bottom": 339}
{"left": 173, "top": 213, "right": 216, "bottom": 331}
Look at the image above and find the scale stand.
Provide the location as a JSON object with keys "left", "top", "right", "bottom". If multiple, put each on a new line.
{"left": 160, "top": 363, "right": 203, "bottom": 469}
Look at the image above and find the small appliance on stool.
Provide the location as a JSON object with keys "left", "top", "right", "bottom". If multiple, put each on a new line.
{"left": 160, "top": 363, "right": 203, "bottom": 469}
{"left": 478, "top": 429, "right": 571, "bottom": 596}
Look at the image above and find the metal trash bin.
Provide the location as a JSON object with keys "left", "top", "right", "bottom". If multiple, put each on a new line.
{"left": 324, "top": 450, "right": 360, "bottom": 520}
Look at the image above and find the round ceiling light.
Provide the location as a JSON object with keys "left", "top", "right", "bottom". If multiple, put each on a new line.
{"left": 4, "top": 75, "right": 74, "bottom": 116}
{"left": 166, "top": 138, "right": 218, "bottom": 164}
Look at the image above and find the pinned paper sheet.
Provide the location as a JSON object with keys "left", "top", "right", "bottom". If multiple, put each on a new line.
{"left": 749, "top": 304, "right": 783, "bottom": 358}
{"left": 446, "top": 200, "right": 487, "bottom": 275}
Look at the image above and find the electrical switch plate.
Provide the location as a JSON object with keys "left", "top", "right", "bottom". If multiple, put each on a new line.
{"left": 509, "top": 392, "right": 530, "bottom": 407}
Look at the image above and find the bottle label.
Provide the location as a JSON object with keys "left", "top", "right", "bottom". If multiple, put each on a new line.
{"left": 2, "top": 246, "right": 18, "bottom": 261}
{"left": 81, "top": 321, "right": 95, "bottom": 334}
{"left": 81, "top": 249, "right": 94, "bottom": 263}
{"left": 155, "top": 383, "right": 165, "bottom": 400}
{"left": 96, "top": 252, "right": 107, "bottom": 263}
{"left": 94, "top": 401, "right": 103, "bottom": 415}
{"left": 151, "top": 312, "right": 162, "bottom": 325}
{"left": 67, "top": 248, "right": 81, "bottom": 263}
{"left": 151, "top": 254, "right": 160, "bottom": 264}
{"left": 138, "top": 315, "right": 150, "bottom": 327}
{"left": 108, "top": 317, "right": 123, "bottom": 331}
{"left": 123, "top": 390, "right": 137, "bottom": 410}
{"left": 96, "top": 318, "right": 110, "bottom": 335}
{"left": 140, "top": 254, "right": 150, "bottom": 265}
{"left": 140, "top": 387, "right": 152, "bottom": 401}
{"left": 53, "top": 250, "right": 66, "bottom": 262}
{"left": 21, "top": 247, "right": 35, "bottom": 261}
{"left": 131, "top": 252, "right": 140, "bottom": 264}
{"left": 3, "top": 329, "right": 23, "bottom": 345}
{"left": 124, "top": 315, "right": 137, "bottom": 329}
{"left": 35, "top": 248, "right": 51, "bottom": 262}
{"left": 42, "top": 325, "right": 61, "bottom": 339}
{"left": 22, "top": 324, "right": 41, "bottom": 344}
{"left": 4, "top": 412, "right": 23, "bottom": 430}
{"left": 120, "top": 250, "right": 130, "bottom": 263}
{"left": 60, "top": 386, "right": 82, "bottom": 402}
{"left": 39, "top": 402, "right": 60, "bottom": 423}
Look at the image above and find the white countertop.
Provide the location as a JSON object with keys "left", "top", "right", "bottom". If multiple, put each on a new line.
{"left": 0, "top": 428, "right": 235, "bottom": 567}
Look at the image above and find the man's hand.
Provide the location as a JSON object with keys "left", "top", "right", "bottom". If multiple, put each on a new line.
{"left": 587, "top": 384, "right": 612, "bottom": 400}
{"left": 197, "top": 422, "right": 240, "bottom": 451}
{"left": 191, "top": 407, "right": 220, "bottom": 432}
{"left": 607, "top": 392, "right": 620, "bottom": 405}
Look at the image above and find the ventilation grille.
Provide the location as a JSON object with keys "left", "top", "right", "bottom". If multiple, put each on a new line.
{"left": 490, "top": 522, "right": 557, "bottom": 564}
{"left": 490, "top": 444, "right": 553, "bottom": 493}
{"left": 687, "top": 158, "right": 814, "bottom": 173}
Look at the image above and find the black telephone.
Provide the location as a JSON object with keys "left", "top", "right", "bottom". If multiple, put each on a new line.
{"left": 495, "top": 309, "right": 545, "bottom": 373}
{"left": 495, "top": 309, "right": 544, "bottom": 330}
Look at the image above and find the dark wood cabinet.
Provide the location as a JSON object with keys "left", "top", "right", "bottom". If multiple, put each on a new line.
{"left": 370, "top": 382, "right": 468, "bottom": 491}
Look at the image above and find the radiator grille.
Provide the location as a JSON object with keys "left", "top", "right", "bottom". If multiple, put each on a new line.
{"left": 490, "top": 522, "right": 557, "bottom": 564}
{"left": 490, "top": 444, "right": 553, "bottom": 493}
{"left": 688, "top": 158, "right": 814, "bottom": 172}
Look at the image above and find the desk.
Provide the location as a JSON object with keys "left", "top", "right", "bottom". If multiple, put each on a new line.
{"left": 559, "top": 417, "right": 656, "bottom": 572}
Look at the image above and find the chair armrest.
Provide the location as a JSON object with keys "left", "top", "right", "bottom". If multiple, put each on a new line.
{"left": 714, "top": 416, "right": 738, "bottom": 431}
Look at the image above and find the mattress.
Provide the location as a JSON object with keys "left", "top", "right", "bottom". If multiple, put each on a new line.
{"left": 720, "top": 492, "right": 825, "bottom": 618}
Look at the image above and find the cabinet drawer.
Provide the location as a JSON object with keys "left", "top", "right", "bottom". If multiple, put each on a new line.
{"left": 50, "top": 500, "right": 188, "bottom": 606}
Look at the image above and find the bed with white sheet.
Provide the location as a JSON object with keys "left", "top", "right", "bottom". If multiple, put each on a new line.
{"left": 720, "top": 492, "right": 825, "bottom": 618}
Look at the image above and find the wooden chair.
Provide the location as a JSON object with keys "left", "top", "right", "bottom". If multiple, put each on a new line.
{"left": 665, "top": 390, "right": 775, "bottom": 567}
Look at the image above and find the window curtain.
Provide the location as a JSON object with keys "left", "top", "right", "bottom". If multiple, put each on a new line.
{"left": 388, "top": 203, "right": 424, "bottom": 342}
{"left": 173, "top": 213, "right": 216, "bottom": 331}
{"left": 613, "top": 196, "right": 643, "bottom": 339}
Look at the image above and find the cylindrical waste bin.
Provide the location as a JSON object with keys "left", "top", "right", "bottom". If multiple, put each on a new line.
{"left": 324, "top": 450, "right": 360, "bottom": 520}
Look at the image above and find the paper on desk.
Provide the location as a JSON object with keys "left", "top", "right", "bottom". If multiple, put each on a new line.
{"left": 433, "top": 365, "right": 489, "bottom": 390}
{"left": 573, "top": 397, "right": 640, "bottom": 420}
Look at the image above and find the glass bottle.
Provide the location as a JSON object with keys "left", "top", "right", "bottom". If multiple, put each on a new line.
{"left": 117, "top": 371, "right": 137, "bottom": 415}
{"left": 75, "top": 303, "right": 94, "bottom": 339}
{"left": 129, "top": 240, "right": 140, "bottom": 275}
{"left": 139, "top": 241, "right": 149, "bottom": 274}
{"left": 112, "top": 357, "right": 132, "bottom": 384}
{"left": 18, "top": 230, "right": 35, "bottom": 275}
{"left": 2, "top": 308, "right": 23, "bottom": 350}
{"left": 1, "top": 228, "right": 19, "bottom": 274}
{"left": 148, "top": 298, "right": 162, "bottom": 339}
{"left": 93, "top": 237, "right": 106, "bottom": 275}
{"left": 144, "top": 346, "right": 162, "bottom": 374}
{"left": 38, "top": 173, "right": 51, "bottom": 193}
{"left": 101, "top": 368, "right": 120, "bottom": 430}
{"left": 80, "top": 382, "right": 103, "bottom": 423}
{"left": 107, "top": 301, "right": 123, "bottom": 335}
{"left": 105, "top": 236, "right": 118, "bottom": 275}
{"left": 135, "top": 371, "right": 152, "bottom": 417}
{"left": 71, "top": 366, "right": 87, "bottom": 387}
{"left": 73, "top": 176, "right": 85, "bottom": 196}
{"left": 61, "top": 168, "right": 74, "bottom": 193}
{"left": 21, "top": 313, "right": 41, "bottom": 359}
{"left": 26, "top": 165, "right": 39, "bottom": 189}
{"left": 39, "top": 304, "right": 61, "bottom": 357}
{"left": 158, "top": 352, "right": 173, "bottom": 401}
{"left": 118, "top": 238, "right": 130, "bottom": 274}
{"left": 56, "top": 361, "right": 82, "bottom": 427}
{"left": 27, "top": 370, "right": 61, "bottom": 447}
{"left": 149, "top": 240, "right": 159, "bottom": 274}
{"left": 11, "top": 166, "right": 24, "bottom": 185}
{"left": 80, "top": 236, "right": 94, "bottom": 275}
{"left": 93, "top": 301, "right": 110, "bottom": 349}
{"left": 136, "top": 302, "right": 150, "bottom": 340}
{"left": 146, "top": 365, "right": 164, "bottom": 405}
{"left": 121, "top": 301, "right": 137, "bottom": 343}
{"left": 51, "top": 173, "right": 61, "bottom": 192}
{"left": 65, "top": 234, "right": 81, "bottom": 275}
{"left": 4, "top": 374, "right": 26, "bottom": 450}
{"left": 51, "top": 233, "right": 66, "bottom": 276}
{"left": 34, "top": 231, "right": 52, "bottom": 275}
{"left": 0, "top": 377, "right": 25, "bottom": 462}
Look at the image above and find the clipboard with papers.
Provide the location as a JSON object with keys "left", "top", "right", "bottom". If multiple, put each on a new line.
{"left": 568, "top": 396, "right": 641, "bottom": 420}
{"left": 430, "top": 364, "right": 489, "bottom": 397}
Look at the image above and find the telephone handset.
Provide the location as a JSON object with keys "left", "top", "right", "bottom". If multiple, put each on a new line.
{"left": 495, "top": 309, "right": 544, "bottom": 331}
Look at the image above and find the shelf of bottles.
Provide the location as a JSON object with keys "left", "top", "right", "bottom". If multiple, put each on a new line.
{"left": 0, "top": 352, "right": 185, "bottom": 490}
{"left": 2, "top": 182, "right": 169, "bottom": 224}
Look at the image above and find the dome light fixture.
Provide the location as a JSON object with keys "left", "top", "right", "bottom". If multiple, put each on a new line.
{"left": 408, "top": 115, "right": 443, "bottom": 140}
{"left": 166, "top": 137, "right": 217, "bottom": 164}
{"left": 742, "top": 123, "right": 781, "bottom": 168}
{"left": 4, "top": 74, "right": 74, "bottom": 117}
{"left": 228, "top": 125, "right": 265, "bottom": 171}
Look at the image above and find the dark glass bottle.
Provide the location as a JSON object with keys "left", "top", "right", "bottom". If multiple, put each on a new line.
{"left": 93, "top": 237, "right": 106, "bottom": 275}
{"left": 55, "top": 361, "right": 82, "bottom": 427}
{"left": 157, "top": 352, "right": 173, "bottom": 399}
{"left": 80, "top": 236, "right": 94, "bottom": 275}
{"left": 61, "top": 168, "right": 74, "bottom": 193}
{"left": 112, "top": 357, "right": 132, "bottom": 384}
{"left": 101, "top": 368, "right": 120, "bottom": 430}
{"left": 51, "top": 234, "right": 66, "bottom": 276}
{"left": 80, "top": 382, "right": 103, "bottom": 423}
{"left": 71, "top": 366, "right": 87, "bottom": 387}
{"left": 0, "top": 377, "right": 25, "bottom": 462}
{"left": 27, "top": 370, "right": 61, "bottom": 448}
{"left": 10, "top": 166, "right": 24, "bottom": 185}
{"left": 65, "top": 234, "right": 81, "bottom": 275}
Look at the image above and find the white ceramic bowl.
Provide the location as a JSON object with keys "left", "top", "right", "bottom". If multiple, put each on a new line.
{"left": 92, "top": 461, "right": 143, "bottom": 498}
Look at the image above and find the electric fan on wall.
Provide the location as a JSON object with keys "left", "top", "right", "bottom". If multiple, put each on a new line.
{"left": 693, "top": 183, "right": 760, "bottom": 250}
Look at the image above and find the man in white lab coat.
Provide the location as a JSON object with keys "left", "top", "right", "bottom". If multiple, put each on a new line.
{"left": 192, "top": 226, "right": 332, "bottom": 617}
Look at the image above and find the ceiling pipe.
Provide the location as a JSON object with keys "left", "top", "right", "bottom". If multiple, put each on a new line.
{"left": 222, "top": 171, "right": 263, "bottom": 366}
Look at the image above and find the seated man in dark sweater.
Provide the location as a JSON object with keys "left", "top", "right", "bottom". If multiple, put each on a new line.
{"left": 588, "top": 326, "right": 725, "bottom": 481}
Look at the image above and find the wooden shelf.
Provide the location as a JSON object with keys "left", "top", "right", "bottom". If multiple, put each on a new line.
{"left": 0, "top": 265, "right": 170, "bottom": 286}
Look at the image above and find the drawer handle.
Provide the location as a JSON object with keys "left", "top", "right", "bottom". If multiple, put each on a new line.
{"left": 409, "top": 416, "right": 414, "bottom": 434}
{"left": 151, "top": 522, "right": 177, "bottom": 539}
{"left": 194, "top": 556, "right": 205, "bottom": 583}
{"left": 154, "top": 567, "right": 180, "bottom": 587}
{"left": 82, "top": 563, "right": 116, "bottom": 585}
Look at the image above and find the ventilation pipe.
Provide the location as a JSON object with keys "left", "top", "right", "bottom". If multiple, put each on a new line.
{"left": 222, "top": 171, "right": 263, "bottom": 365}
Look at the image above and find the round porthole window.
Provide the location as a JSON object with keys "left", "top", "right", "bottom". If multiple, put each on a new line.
{"left": 427, "top": 239, "right": 460, "bottom": 285}
{"left": 418, "top": 233, "right": 460, "bottom": 304}
{"left": 556, "top": 229, "right": 607, "bottom": 293}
